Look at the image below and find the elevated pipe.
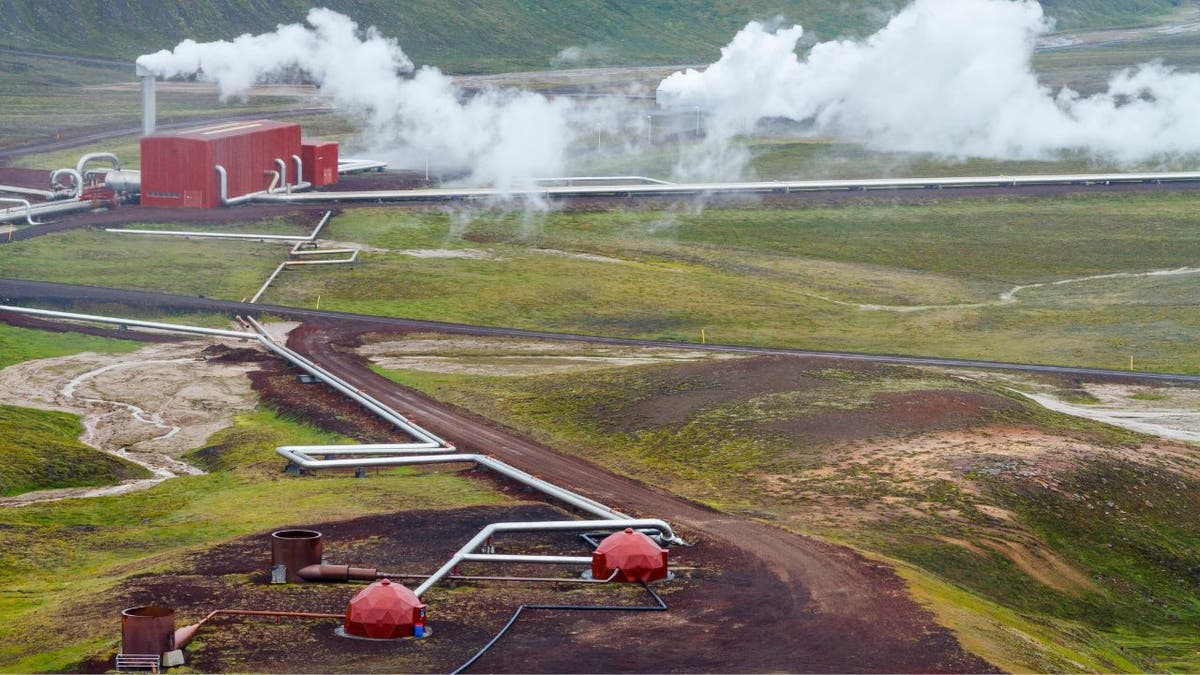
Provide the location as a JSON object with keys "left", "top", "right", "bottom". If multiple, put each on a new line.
{"left": 0, "top": 184, "right": 55, "bottom": 199}
{"left": 414, "top": 519, "right": 678, "bottom": 597}
{"left": 273, "top": 159, "right": 288, "bottom": 194}
{"left": 245, "top": 316, "right": 449, "bottom": 448}
{"left": 215, "top": 165, "right": 261, "bottom": 206}
{"left": 0, "top": 198, "right": 95, "bottom": 224}
{"left": 247, "top": 170, "right": 1200, "bottom": 205}
{"left": 50, "top": 168, "right": 83, "bottom": 199}
{"left": 274, "top": 451, "right": 620, "bottom": 520}
{"left": 105, "top": 228, "right": 317, "bottom": 242}
{"left": 75, "top": 152, "right": 120, "bottom": 177}
{"left": 0, "top": 306, "right": 450, "bottom": 451}
{"left": 0, "top": 198, "right": 43, "bottom": 226}
{"left": 460, "top": 554, "right": 593, "bottom": 565}
{"left": 0, "top": 305, "right": 253, "bottom": 339}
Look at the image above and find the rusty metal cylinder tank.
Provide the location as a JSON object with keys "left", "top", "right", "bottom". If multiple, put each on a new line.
{"left": 271, "top": 529, "right": 324, "bottom": 583}
{"left": 121, "top": 606, "right": 176, "bottom": 655}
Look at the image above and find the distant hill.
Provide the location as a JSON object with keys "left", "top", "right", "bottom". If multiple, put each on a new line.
{"left": 0, "top": 0, "right": 1187, "bottom": 73}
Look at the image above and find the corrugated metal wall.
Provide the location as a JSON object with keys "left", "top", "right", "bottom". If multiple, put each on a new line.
{"left": 301, "top": 140, "right": 339, "bottom": 187}
{"left": 140, "top": 121, "right": 302, "bottom": 208}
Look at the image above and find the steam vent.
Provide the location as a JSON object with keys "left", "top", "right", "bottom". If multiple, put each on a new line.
{"left": 343, "top": 579, "right": 428, "bottom": 639}
{"left": 592, "top": 528, "right": 669, "bottom": 582}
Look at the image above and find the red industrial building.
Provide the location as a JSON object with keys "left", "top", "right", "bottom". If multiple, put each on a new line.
{"left": 139, "top": 120, "right": 336, "bottom": 208}
{"left": 301, "top": 140, "right": 339, "bottom": 187}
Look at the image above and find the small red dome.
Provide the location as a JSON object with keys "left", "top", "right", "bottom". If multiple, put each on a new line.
{"left": 343, "top": 579, "right": 427, "bottom": 639}
{"left": 591, "top": 528, "right": 669, "bottom": 583}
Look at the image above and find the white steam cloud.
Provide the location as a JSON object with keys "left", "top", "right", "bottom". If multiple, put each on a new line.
{"left": 137, "top": 8, "right": 596, "bottom": 188}
{"left": 657, "top": 0, "right": 1200, "bottom": 163}
{"left": 138, "top": 1, "right": 1200, "bottom": 189}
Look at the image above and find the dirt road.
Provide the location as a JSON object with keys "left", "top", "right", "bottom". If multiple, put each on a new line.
{"left": 288, "top": 322, "right": 991, "bottom": 672}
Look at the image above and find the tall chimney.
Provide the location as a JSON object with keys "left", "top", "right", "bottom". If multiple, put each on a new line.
{"left": 135, "top": 62, "right": 156, "bottom": 136}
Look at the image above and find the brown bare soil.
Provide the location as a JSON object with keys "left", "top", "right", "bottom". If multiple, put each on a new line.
{"left": 0, "top": 167, "right": 53, "bottom": 193}
{"left": 65, "top": 501, "right": 981, "bottom": 673}
{"left": 765, "top": 389, "right": 1021, "bottom": 446}
{"left": 272, "top": 321, "right": 993, "bottom": 673}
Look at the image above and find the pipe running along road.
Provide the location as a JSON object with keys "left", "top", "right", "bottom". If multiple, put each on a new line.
{"left": 247, "top": 170, "right": 1200, "bottom": 205}
{"left": 0, "top": 306, "right": 679, "bottom": 546}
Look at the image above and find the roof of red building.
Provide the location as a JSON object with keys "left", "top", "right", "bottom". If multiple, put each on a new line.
{"left": 150, "top": 119, "right": 299, "bottom": 142}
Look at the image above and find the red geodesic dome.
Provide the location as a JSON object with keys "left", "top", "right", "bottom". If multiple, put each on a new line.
{"left": 591, "top": 528, "right": 669, "bottom": 583}
{"left": 343, "top": 579, "right": 426, "bottom": 639}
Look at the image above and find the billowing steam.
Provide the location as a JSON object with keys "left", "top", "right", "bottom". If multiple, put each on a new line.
{"left": 138, "top": 1, "right": 1200, "bottom": 188}
{"left": 137, "top": 8, "right": 589, "bottom": 188}
{"left": 657, "top": 0, "right": 1200, "bottom": 163}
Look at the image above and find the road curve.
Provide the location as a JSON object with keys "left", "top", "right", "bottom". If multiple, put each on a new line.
{"left": 286, "top": 322, "right": 991, "bottom": 672}
{"left": 2, "top": 277, "right": 1197, "bottom": 384}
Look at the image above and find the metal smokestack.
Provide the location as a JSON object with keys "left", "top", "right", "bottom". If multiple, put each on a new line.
{"left": 135, "top": 62, "right": 156, "bottom": 136}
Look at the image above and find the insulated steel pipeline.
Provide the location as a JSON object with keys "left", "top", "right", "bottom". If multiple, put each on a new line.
{"left": 0, "top": 305, "right": 448, "bottom": 449}
{"left": 0, "top": 306, "right": 669, "bottom": 530}
{"left": 413, "top": 519, "right": 679, "bottom": 598}
{"left": 248, "top": 170, "right": 1200, "bottom": 205}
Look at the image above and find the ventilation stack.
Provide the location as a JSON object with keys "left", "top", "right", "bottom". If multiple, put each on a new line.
{"left": 135, "top": 62, "right": 156, "bottom": 136}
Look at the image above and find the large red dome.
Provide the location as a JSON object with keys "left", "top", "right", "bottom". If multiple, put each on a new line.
{"left": 343, "top": 579, "right": 427, "bottom": 639}
{"left": 591, "top": 528, "right": 669, "bottom": 583}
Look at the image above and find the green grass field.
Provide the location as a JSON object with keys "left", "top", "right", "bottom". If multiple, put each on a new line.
{"left": 0, "top": 408, "right": 507, "bottom": 672}
{"left": 6, "top": 191, "right": 1197, "bottom": 373}
{"left": 0, "top": 322, "right": 139, "bottom": 369}
{"left": 0, "top": 404, "right": 150, "bottom": 496}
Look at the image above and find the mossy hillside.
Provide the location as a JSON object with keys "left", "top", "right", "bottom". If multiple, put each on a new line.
{"left": 0, "top": 404, "right": 150, "bottom": 496}
{"left": 0, "top": 408, "right": 507, "bottom": 672}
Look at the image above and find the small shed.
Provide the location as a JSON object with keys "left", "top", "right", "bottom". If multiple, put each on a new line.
{"left": 301, "top": 140, "right": 339, "bottom": 187}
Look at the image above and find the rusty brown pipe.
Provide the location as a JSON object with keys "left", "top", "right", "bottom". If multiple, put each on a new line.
{"left": 174, "top": 609, "right": 343, "bottom": 648}
{"left": 297, "top": 563, "right": 379, "bottom": 582}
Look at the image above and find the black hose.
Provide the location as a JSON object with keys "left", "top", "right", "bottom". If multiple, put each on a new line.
{"left": 450, "top": 582, "right": 667, "bottom": 674}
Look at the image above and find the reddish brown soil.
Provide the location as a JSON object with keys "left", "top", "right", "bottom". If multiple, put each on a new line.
{"left": 0, "top": 309, "right": 182, "bottom": 343}
{"left": 273, "top": 322, "right": 994, "bottom": 673}
{"left": 70, "top": 501, "right": 983, "bottom": 673}
{"left": 766, "top": 389, "right": 1021, "bottom": 446}
{"left": 0, "top": 167, "right": 52, "bottom": 193}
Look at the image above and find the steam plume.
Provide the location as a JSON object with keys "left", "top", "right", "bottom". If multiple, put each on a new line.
{"left": 137, "top": 8, "right": 583, "bottom": 188}
{"left": 657, "top": 0, "right": 1200, "bottom": 163}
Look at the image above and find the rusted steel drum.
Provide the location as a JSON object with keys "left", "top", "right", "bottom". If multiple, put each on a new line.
{"left": 271, "top": 529, "right": 324, "bottom": 583}
{"left": 121, "top": 606, "right": 176, "bottom": 655}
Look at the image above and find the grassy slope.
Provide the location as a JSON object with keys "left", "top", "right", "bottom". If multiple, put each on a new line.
{"left": 0, "top": 404, "right": 150, "bottom": 496}
{"left": 0, "top": 408, "right": 506, "bottom": 671}
{"left": 0, "top": 324, "right": 148, "bottom": 495}
{"left": 257, "top": 197, "right": 1198, "bottom": 373}
{"left": 0, "top": 322, "right": 139, "bottom": 369}
{"left": 0, "top": 1, "right": 1183, "bottom": 71}
{"left": 369, "top": 357, "right": 1200, "bottom": 671}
